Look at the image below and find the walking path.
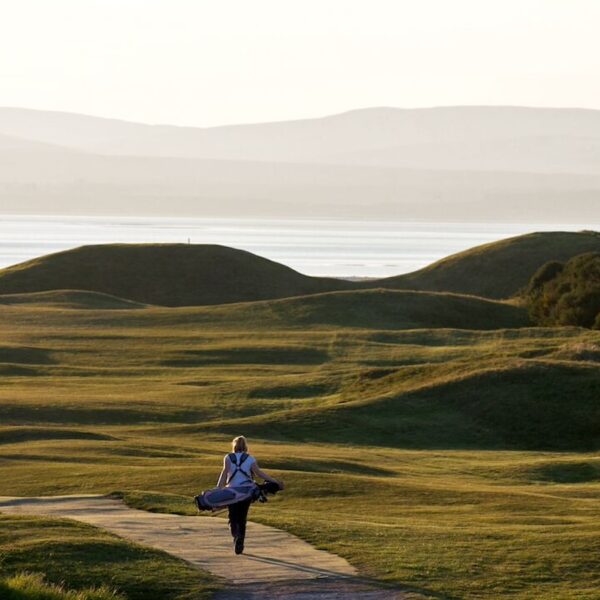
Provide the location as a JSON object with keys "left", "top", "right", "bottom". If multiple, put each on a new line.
{"left": 0, "top": 495, "right": 412, "bottom": 598}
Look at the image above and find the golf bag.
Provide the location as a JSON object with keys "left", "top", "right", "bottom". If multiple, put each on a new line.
{"left": 194, "top": 481, "right": 282, "bottom": 512}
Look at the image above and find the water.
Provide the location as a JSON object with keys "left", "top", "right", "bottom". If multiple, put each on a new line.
{"left": 0, "top": 215, "right": 596, "bottom": 278}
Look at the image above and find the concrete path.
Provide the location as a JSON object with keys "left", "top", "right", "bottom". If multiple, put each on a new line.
{"left": 0, "top": 495, "right": 413, "bottom": 598}
{"left": 213, "top": 580, "right": 412, "bottom": 599}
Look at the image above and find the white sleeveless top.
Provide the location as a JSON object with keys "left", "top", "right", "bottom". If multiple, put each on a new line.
{"left": 225, "top": 452, "right": 256, "bottom": 487}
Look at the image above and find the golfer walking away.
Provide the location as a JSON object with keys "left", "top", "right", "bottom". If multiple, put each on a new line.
{"left": 217, "top": 435, "right": 284, "bottom": 555}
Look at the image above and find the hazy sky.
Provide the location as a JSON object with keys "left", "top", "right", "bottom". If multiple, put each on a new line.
{"left": 2, "top": 0, "right": 599, "bottom": 126}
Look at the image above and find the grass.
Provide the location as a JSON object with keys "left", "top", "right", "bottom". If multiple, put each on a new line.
{"left": 0, "top": 244, "right": 353, "bottom": 306}
{"left": 0, "top": 290, "right": 148, "bottom": 310}
{"left": 204, "top": 358, "right": 600, "bottom": 450}
{"left": 0, "top": 285, "right": 598, "bottom": 598}
{"left": 0, "top": 515, "right": 219, "bottom": 600}
{"left": 0, "top": 572, "right": 123, "bottom": 600}
{"left": 2, "top": 440, "right": 598, "bottom": 599}
{"left": 0, "top": 231, "right": 598, "bottom": 307}
{"left": 373, "top": 231, "right": 600, "bottom": 299}
{"left": 120, "top": 452, "right": 600, "bottom": 600}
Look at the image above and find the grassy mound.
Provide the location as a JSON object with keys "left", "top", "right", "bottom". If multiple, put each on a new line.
{"left": 0, "top": 244, "right": 352, "bottom": 306}
{"left": 0, "top": 288, "right": 524, "bottom": 332}
{"left": 143, "top": 288, "right": 529, "bottom": 330}
{"left": 0, "top": 232, "right": 597, "bottom": 307}
{"left": 0, "top": 515, "right": 218, "bottom": 600}
{"left": 231, "top": 288, "right": 529, "bottom": 330}
{"left": 370, "top": 231, "right": 600, "bottom": 299}
{"left": 0, "top": 427, "right": 115, "bottom": 445}
{"left": 526, "top": 460, "right": 600, "bottom": 483}
{"left": 0, "top": 290, "right": 147, "bottom": 309}
{"left": 195, "top": 360, "right": 600, "bottom": 450}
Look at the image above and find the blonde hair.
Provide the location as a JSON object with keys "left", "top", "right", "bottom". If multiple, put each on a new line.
{"left": 232, "top": 435, "right": 248, "bottom": 453}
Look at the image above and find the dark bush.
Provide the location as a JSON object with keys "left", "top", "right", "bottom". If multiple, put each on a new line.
{"left": 526, "top": 253, "right": 600, "bottom": 328}
{"left": 527, "top": 260, "right": 564, "bottom": 294}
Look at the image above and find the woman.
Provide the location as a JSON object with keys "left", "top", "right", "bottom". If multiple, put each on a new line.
{"left": 216, "top": 435, "right": 283, "bottom": 555}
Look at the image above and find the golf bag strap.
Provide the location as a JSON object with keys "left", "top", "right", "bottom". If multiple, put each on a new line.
{"left": 226, "top": 452, "right": 252, "bottom": 484}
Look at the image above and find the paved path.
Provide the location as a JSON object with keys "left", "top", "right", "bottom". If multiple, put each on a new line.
{"left": 213, "top": 580, "right": 412, "bottom": 599}
{"left": 0, "top": 495, "right": 412, "bottom": 598}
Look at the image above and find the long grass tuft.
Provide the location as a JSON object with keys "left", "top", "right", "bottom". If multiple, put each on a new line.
{"left": 0, "top": 572, "right": 124, "bottom": 600}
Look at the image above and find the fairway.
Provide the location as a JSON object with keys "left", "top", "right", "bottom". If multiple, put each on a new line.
{"left": 0, "top": 287, "right": 599, "bottom": 599}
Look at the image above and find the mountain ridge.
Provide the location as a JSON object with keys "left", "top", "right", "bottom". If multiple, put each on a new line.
{"left": 2, "top": 105, "right": 600, "bottom": 171}
{"left": 3, "top": 105, "right": 600, "bottom": 221}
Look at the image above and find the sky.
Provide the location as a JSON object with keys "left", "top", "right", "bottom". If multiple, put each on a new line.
{"left": 1, "top": 0, "right": 600, "bottom": 127}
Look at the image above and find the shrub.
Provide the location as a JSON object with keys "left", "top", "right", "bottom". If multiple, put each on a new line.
{"left": 526, "top": 253, "right": 600, "bottom": 328}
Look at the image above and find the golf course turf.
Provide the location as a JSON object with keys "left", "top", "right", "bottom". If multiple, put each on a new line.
{"left": 0, "top": 234, "right": 599, "bottom": 599}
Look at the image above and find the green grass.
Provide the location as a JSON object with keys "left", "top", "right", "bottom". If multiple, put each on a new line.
{"left": 202, "top": 358, "right": 600, "bottom": 450}
{"left": 0, "top": 290, "right": 148, "bottom": 310}
{"left": 0, "top": 291, "right": 598, "bottom": 598}
{"left": 0, "top": 231, "right": 598, "bottom": 307}
{"left": 120, "top": 454, "right": 600, "bottom": 600}
{"left": 3, "top": 439, "right": 598, "bottom": 599}
{"left": 0, "top": 515, "right": 219, "bottom": 600}
{"left": 0, "top": 572, "right": 122, "bottom": 600}
{"left": 199, "top": 288, "right": 528, "bottom": 330}
{"left": 372, "top": 231, "right": 600, "bottom": 299}
{"left": 0, "top": 243, "right": 353, "bottom": 306}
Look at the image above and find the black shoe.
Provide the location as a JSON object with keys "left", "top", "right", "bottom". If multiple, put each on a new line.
{"left": 234, "top": 537, "right": 244, "bottom": 555}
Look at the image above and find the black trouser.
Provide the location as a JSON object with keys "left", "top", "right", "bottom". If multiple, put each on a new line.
{"left": 228, "top": 499, "right": 251, "bottom": 540}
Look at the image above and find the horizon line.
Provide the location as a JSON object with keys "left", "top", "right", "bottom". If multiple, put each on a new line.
{"left": 3, "top": 103, "right": 600, "bottom": 130}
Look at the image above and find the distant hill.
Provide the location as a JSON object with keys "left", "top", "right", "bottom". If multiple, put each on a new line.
{"left": 3, "top": 106, "right": 600, "bottom": 173}
{"left": 0, "top": 233, "right": 597, "bottom": 305}
{"left": 369, "top": 231, "right": 600, "bottom": 299}
{"left": 0, "top": 132, "right": 74, "bottom": 153}
{"left": 2, "top": 106, "right": 600, "bottom": 221}
{"left": 0, "top": 107, "right": 155, "bottom": 149}
{"left": 0, "top": 244, "right": 353, "bottom": 306}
